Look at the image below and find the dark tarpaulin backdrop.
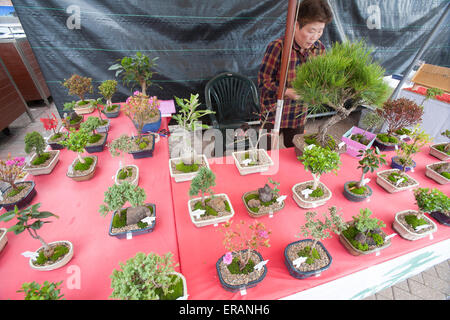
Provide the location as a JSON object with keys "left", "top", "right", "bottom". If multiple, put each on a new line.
{"left": 10, "top": 0, "right": 450, "bottom": 118}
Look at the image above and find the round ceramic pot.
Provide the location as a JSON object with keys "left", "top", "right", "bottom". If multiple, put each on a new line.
{"left": 109, "top": 203, "right": 156, "bottom": 239}
{"left": 114, "top": 165, "right": 139, "bottom": 186}
{"left": 1, "top": 181, "right": 37, "bottom": 211}
{"left": 29, "top": 240, "right": 74, "bottom": 271}
{"left": 391, "top": 156, "right": 416, "bottom": 172}
{"left": 343, "top": 181, "right": 373, "bottom": 202}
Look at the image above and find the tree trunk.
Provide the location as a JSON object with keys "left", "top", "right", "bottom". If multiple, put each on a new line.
{"left": 317, "top": 103, "right": 358, "bottom": 147}
{"left": 141, "top": 81, "right": 147, "bottom": 96}
{"left": 312, "top": 174, "right": 320, "bottom": 190}
{"left": 357, "top": 172, "right": 366, "bottom": 188}
{"left": 77, "top": 152, "right": 85, "bottom": 164}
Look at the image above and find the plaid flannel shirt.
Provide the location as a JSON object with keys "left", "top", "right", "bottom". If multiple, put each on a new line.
{"left": 258, "top": 38, "right": 325, "bottom": 129}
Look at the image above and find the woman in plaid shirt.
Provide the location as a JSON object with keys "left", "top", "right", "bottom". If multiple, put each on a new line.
{"left": 258, "top": 0, "right": 333, "bottom": 148}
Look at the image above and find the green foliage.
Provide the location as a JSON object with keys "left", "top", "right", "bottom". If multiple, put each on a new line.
{"left": 298, "top": 145, "right": 341, "bottom": 176}
{"left": 172, "top": 93, "right": 215, "bottom": 132}
{"left": 118, "top": 167, "right": 133, "bottom": 180}
{"left": 425, "top": 87, "right": 443, "bottom": 100}
{"left": 388, "top": 171, "right": 408, "bottom": 184}
{"left": 377, "top": 133, "right": 398, "bottom": 144}
{"left": 108, "top": 134, "right": 133, "bottom": 157}
{"left": 189, "top": 167, "right": 216, "bottom": 201}
{"left": 396, "top": 124, "right": 433, "bottom": 167}
{"left": 108, "top": 52, "right": 159, "bottom": 95}
{"left": 7, "top": 185, "right": 25, "bottom": 198}
{"left": 348, "top": 182, "right": 367, "bottom": 195}
{"left": 17, "top": 281, "right": 64, "bottom": 300}
{"left": 62, "top": 74, "right": 93, "bottom": 101}
{"left": 98, "top": 80, "right": 118, "bottom": 102}
{"left": 60, "top": 129, "right": 89, "bottom": 154}
{"left": 357, "top": 147, "right": 386, "bottom": 174}
{"left": 193, "top": 200, "right": 218, "bottom": 217}
{"left": 304, "top": 133, "right": 337, "bottom": 151}
{"left": 441, "top": 130, "right": 450, "bottom": 140}
{"left": 352, "top": 208, "right": 385, "bottom": 233}
{"left": 112, "top": 209, "right": 127, "bottom": 228}
{"left": 63, "top": 101, "right": 77, "bottom": 112}
{"left": 31, "top": 152, "right": 50, "bottom": 166}
{"left": 360, "top": 111, "right": 384, "bottom": 132}
{"left": 80, "top": 116, "right": 102, "bottom": 134}
{"left": 227, "top": 257, "right": 255, "bottom": 275}
{"left": 35, "top": 245, "right": 69, "bottom": 265}
{"left": 299, "top": 206, "right": 348, "bottom": 244}
{"left": 88, "top": 134, "right": 103, "bottom": 144}
{"left": 297, "top": 246, "right": 321, "bottom": 265}
{"left": 175, "top": 162, "right": 199, "bottom": 173}
{"left": 99, "top": 181, "right": 146, "bottom": 216}
{"left": 405, "top": 214, "right": 428, "bottom": 229}
{"left": 442, "top": 172, "right": 450, "bottom": 179}
{"left": 73, "top": 157, "right": 94, "bottom": 171}
{"left": 24, "top": 131, "right": 46, "bottom": 157}
{"left": 377, "top": 98, "right": 423, "bottom": 136}
{"left": 109, "top": 252, "right": 181, "bottom": 300}
{"left": 309, "top": 187, "right": 324, "bottom": 198}
{"left": 413, "top": 188, "right": 450, "bottom": 213}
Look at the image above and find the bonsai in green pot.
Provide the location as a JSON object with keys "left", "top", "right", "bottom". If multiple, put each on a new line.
{"left": 62, "top": 74, "right": 95, "bottom": 114}
{"left": 343, "top": 147, "right": 386, "bottom": 202}
{"left": 98, "top": 80, "right": 120, "bottom": 118}
{"left": 292, "top": 41, "right": 390, "bottom": 154}
{"left": 293, "top": 145, "right": 341, "bottom": 209}
{"left": 110, "top": 252, "right": 187, "bottom": 300}
{"left": 23, "top": 131, "right": 60, "bottom": 176}
{"left": 413, "top": 187, "right": 450, "bottom": 226}
{"left": 99, "top": 181, "right": 155, "bottom": 238}
{"left": 0, "top": 203, "right": 74, "bottom": 271}
{"left": 18, "top": 281, "right": 65, "bottom": 300}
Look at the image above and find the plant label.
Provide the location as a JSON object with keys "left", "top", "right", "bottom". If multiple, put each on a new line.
{"left": 141, "top": 216, "right": 155, "bottom": 224}
{"left": 362, "top": 178, "right": 371, "bottom": 185}
{"left": 0, "top": 192, "right": 3, "bottom": 201}
{"left": 191, "top": 209, "right": 205, "bottom": 219}
{"left": 293, "top": 256, "right": 308, "bottom": 268}
{"left": 269, "top": 210, "right": 274, "bottom": 218}
{"left": 214, "top": 223, "right": 218, "bottom": 227}
{"left": 394, "top": 144, "right": 398, "bottom": 150}
{"left": 276, "top": 195, "right": 287, "bottom": 203}
{"left": 126, "top": 232, "right": 132, "bottom": 240}
{"left": 315, "top": 272, "right": 321, "bottom": 277}
{"left": 395, "top": 177, "right": 405, "bottom": 186}
{"left": 385, "top": 233, "right": 397, "bottom": 240}
{"left": 375, "top": 250, "right": 380, "bottom": 256}
{"left": 429, "top": 234, "right": 434, "bottom": 240}
{"left": 242, "top": 159, "right": 252, "bottom": 166}
{"left": 399, "top": 134, "right": 408, "bottom": 140}
{"left": 415, "top": 224, "right": 429, "bottom": 231}
{"left": 254, "top": 260, "right": 269, "bottom": 271}
{"left": 366, "top": 198, "right": 371, "bottom": 203}
{"left": 301, "top": 189, "right": 313, "bottom": 199}
{"left": 21, "top": 251, "right": 39, "bottom": 261}
{"left": 338, "top": 142, "right": 346, "bottom": 149}
{"left": 311, "top": 202, "right": 317, "bottom": 208}
{"left": 411, "top": 167, "right": 415, "bottom": 172}
{"left": 240, "top": 287, "right": 247, "bottom": 296}
{"left": 305, "top": 144, "right": 315, "bottom": 151}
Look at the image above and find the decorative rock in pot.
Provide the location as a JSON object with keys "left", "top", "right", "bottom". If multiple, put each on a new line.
{"left": 425, "top": 162, "right": 450, "bottom": 185}
{"left": 392, "top": 210, "right": 437, "bottom": 241}
{"left": 169, "top": 153, "right": 210, "bottom": 183}
{"left": 242, "top": 178, "right": 285, "bottom": 218}
{"left": 114, "top": 164, "right": 139, "bottom": 186}
{"left": 376, "top": 169, "right": 419, "bottom": 193}
{"left": 63, "top": 112, "right": 83, "bottom": 131}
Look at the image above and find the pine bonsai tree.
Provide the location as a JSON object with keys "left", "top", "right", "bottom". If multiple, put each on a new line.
{"left": 24, "top": 131, "right": 49, "bottom": 165}
{"left": 189, "top": 167, "right": 216, "bottom": 206}
{"left": 293, "top": 40, "right": 390, "bottom": 148}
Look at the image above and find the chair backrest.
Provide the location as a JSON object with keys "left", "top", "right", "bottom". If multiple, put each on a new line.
{"left": 205, "top": 72, "right": 260, "bottom": 125}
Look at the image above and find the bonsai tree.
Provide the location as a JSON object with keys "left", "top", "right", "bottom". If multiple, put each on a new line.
{"left": 98, "top": 79, "right": 118, "bottom": 111}
{"left": 189, "top": 167, "right": 216, "bottom": 207}
{"left": 108, "top": 134, "right": 134, "bottom": 168}
{"left": 110, "top": 252, "right": 182, "bottom": 300}
{"left": 17, "top": 281, "right": 64, "bottom": 300}
{"left": 172, "top": 93, "right": 215, "bottom": 164}
{"left": 220, "top": 219, "right": 271, "bottom": 272}
{"left": 353, "top": 147, "right": 387, "bottom": 189}
{"left": 342, "top": 208, "right": 387, "bottom": 251}
{"left": 108, "top": 52, "right": 159, "bottom": 95}
{"left": 435, "top": 130, "right": 450, "bottom": 155}
{"left": 297, "top": 144, "right": 341, "bottom": 193}
{"left": 0, "top": 154, "right": 26, "bottom": 196}
{"left": 62, "top": 101, "right": 83, "bottom": 128}
{"left": 376, "top": 98, "right": 423, "bottom": 143}
{"left": 80, "top": 116, "right": 104, "bottom": 144}
{"left": 62, "top": 74, "right": 93, "bottom": 105}
{"left": 0, "top": 203, "right": 68, "bottom": 265}
{"left": 298, "top": 206, "right": 347, "bottom": 264}
{"left": 40, "top": 113, "right": 64, "bottom": 142}
{"left": 292, "top": 40, "right": 390, "bottom": 148}
{"left": 420, "top": 87, "right": 444, "bottom": 106}
{"left": 413, "top": 188, "right": 450, "bottom": 215}
{"left": 24, "top": 131, "right": 49, "bottom": 165}
{"left": 59, "top": 129, "right": 91, "bottom": 169}
{"left": 395, "top": 124, "right": 432, "bottom": 171}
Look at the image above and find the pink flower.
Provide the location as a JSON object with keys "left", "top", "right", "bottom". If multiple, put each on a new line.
{"left": 133, "top": 91, "right": 140, "bottom": 96}
{"left": 258, "top": 230, "right": 269, "bottom": 239}
{"left": 223, "top": 252, "right": 233, "bottom": 265}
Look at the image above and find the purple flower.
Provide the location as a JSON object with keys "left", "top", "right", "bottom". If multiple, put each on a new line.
{"left": 133, "top": 91, "right": 140, "bottom": 96}
{"left": 223, "top": 252, "right": 233, "bottom": 265}
{"left": 258, "top": 230, "right": 269, "bottom": 239}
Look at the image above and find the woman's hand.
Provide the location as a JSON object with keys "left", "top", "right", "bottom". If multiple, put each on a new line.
{"left": 285, "top": 88, "right": 300, "bottom": 100}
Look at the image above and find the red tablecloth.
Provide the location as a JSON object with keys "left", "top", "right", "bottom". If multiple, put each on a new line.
{"left": 170, "top": 147, "right": 450, "bottom": 300}
{"left": 0, "top": 105, "right": 180, "bottom": 300}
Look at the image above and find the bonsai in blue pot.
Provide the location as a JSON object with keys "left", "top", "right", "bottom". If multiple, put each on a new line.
{"left": 285, "top": 206, "right": 347, "bottom": 279}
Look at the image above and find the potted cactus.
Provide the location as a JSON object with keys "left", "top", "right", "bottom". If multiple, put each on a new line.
{"left": 40, "top": 113, "right": 66, "bottom": 150}
{"left": 110, "top": 252, "right": 187, "bottom": 300}
{"left": 413, "top": 188, "right": 450, "bottom": 227}
{"left": 99, "top": 181, "right": 155, "bottom": 238}
{"left": 374, "top": 98, "right": 424, "bottom": 150}
{"left": 429, "top": 130, "right": 449, "bottom": 161}
{"left": 292, "top": 41, "right": 389, "bottom": 155}
{"left": 108, "top": 134, "right": 139, "bottom": 186}
{"left": 22, "top": 131, "right": 60, "bottom": 176}
{"left": 80, "top": 116, "right": 108, "bottom": 153}
{"left": 339, "top": 208, "right": 391, "bottom": 256}
{"left": 293, "top": 145, "right": 341, "bottom": 209}
{"left": 242, "top": 178, "right": 285, "bottom": 218}
{"left": 285, "top": 206, "right": 347, "bottom": 279}
{"left": 343, "top": 147, "right": 386, "bottom": 202}
{"left": 169, "top": 93, "right": 214, "bottom": 182}
{"left": 217, "top": 220, "right": 270, "bottom": 293}
{"left": 391, "top": 124, "right": 432, "bottom": 172}
{"left": 188, "top": 167, "right": 234, "bottom": 228}
{"left": 98, "top": 80, "right": 120, "bottom": 118}
{"left": 18, "top": 281, "right": 65, "bottom": 300}
{"left": 62, "top": 74, "right": 95, "bottom": 114}
{"left": 0, "top": 155, "right": 35, "bottom": 211}
{"left": 0, "top": 203, "right": 74, "bottom": 271}
{"left": 60, "top": 129, "right": 98, "bottom": 182}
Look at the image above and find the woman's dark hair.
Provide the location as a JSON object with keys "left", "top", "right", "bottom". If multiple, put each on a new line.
{"left": 297, "top": 0, "right": 333, "bottom": 28}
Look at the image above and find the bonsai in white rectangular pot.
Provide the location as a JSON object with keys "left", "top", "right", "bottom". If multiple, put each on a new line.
{"left": 425, "top": 162, "right": 449, "bottom": 185}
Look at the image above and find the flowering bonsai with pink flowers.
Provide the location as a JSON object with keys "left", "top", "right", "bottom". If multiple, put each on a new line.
{"left": 216, "top": 220, "right": 271, "bottom": 292}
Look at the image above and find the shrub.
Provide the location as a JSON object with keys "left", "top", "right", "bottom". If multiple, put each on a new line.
{"left": 376, "top": 98, "right": 423, "bottom": 136}
{"left": 17, "top": 281, "right": 64, "bottom": 300}
{"left": 62, "top": 74, "right": 93, "bottom": 102}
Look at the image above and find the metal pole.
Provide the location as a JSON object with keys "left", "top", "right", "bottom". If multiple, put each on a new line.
{"left": 390, "top": 3, "right": 449, "bottom": 101}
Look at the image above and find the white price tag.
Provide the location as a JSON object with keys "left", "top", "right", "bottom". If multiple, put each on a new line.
{"left": 293, "top": 256, "right": 307, "bottom": 268}
{"left": 415, "top": 224, "right": 429, "bottom": 231}
{"left": 214, "top": 223, "right": 218, "bottom": 227}
{"left": 141, "top": 216, "right": 155, "bottom": 224}
{"left": 366, "top": 198, "right": 371, "bottom": 203}
{"left": 315, "top": 272, "right": 321, "bottom": 277}
{"left": 301, "top": 189, "right": 313, "bottom": 199}
{"left": 253, "top": 260, "right": 269, "bottom": 271}
{"left": 269, "top": 210, "right": 274, "bottom": 218}
{"left": 411, "top": 167, "right": 415, "bottom": 172}
{"left": 0, "top": 191, "right": 3, "bottom": 201}
{"left": 375, "top": 250, "right": 380, "bottom": 256}
{"left": 429, "top": 234, "right": 434, "bottom": 240}
{"left": 240, "top": 288, "right": 247, "bottom": 296}
{"left": 21, "top": 251, "right": 39, "bottom": 261}
{"left": 394, "top": 144, "right": 398, "bottom": 150}
{"left": 305, "top": 144, "right": 315, "bottom": 151}
{"left": 338, "top": 142, "right": 346, "bottom": 149}
{"left": 126, "top": 232, "right": 132, "bottom": 240}
{"left": 399, "top": 134, "right": 408, "bottom": 140}
{"left": 385, "top": 233, "right": 397, "bottom": 240}
{"left": 191, "top": 209, "right": 205, "bottom": 219}
{"left": 276, "top": 195, "right": 287, "bottom": 203}
{"left": 395, "top": 177, "right": 405, "bottom": 186}
{"left": 242, "top": 159, "right": 252, "bottom": 166}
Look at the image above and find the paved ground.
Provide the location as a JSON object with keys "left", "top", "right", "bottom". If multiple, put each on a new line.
{"left": 0, "top": 102, "right": 448, "bottom": 300}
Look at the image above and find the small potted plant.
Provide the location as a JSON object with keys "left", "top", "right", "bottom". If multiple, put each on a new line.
{"left": 0, "top": 203, "right": 74, "bottom": 271}
{"left": 40, "top": 113, "right": 66, "bottom": 150}
{"left": 391, "top": 124, "right": 432, "bottom": 172}
{"left": 217, "top": 220, "right": 270, "bottom": 293}
{"left": 62, "top": 101, "right": 84, "bottom": 131}
{"left": 341, "top": 116, "right": 379, "bottom": 158}
{"left": 90, "top": 98, "right": 111, "bottom": 133}
{"left": 429, "top": 130, "right": 449, "bottom": 161}
{"left": 127, "top": 92, "right": 161, "bottom": 133}
{"left": 0, "top": 155, "right": 35, "bottom": 211}
{"left": 80, "top": 116, "right": 108, "bottom": 153}
{"left": 110, "top": 252, "right": 187, "bottom": 300}
{"left": 242, "top": 178, "right": 285, "bottom": 218}
{"left": 285, "top": 206, "right": 347, "bottom": 279}
{"left": 99, "top": 181, "right": 155, "bottom": 238}
{"left": 108, "top": 52, "right": 159, "bottom": 96}
{"left": 62, "top": 74, "right": 95, "bottom": 114}
{"left": 108, "top": 134, "right": 139, "bottom": 186}
{"left": 374, "top": 97, "right": 424, "bottom": 150}
{"left": 343, "top": 147, "right": 386, "bottom": 202}
{"left": 376, "top": 168, "right": 420, "bottom": 193}
{"left": 98, "top": 80, "right": 120, "bottom": 118}
{"left": 413, "top": 188, "right": 450, "bottom": 226}
{"left": 293, "top": 145, "right": 341, "bottom": 209}
{"left": 169, "top": 93, "right": 214, "bottom": 182}
{"left": 17, "top": 280, "right": 65, "bottom": 300}
{"left": 188, "top": 167, "right": 234, "bottom": 228}
{"left": 231, "top": 112, "right": 275, "bottom": 175}
{"left": 60, "top": 129, "right": 98, "bottom": 182}
{"left": 392, "top": 209, "right": 437, "bottom": 241}
{"left": 339, "top": 208, "right": 391, "bottom": 256}
{"left": 22, "top": 131, "right": 60, "bottom": 176}
{"left": 425, "top": 161, "right": 449, "bottom": 185}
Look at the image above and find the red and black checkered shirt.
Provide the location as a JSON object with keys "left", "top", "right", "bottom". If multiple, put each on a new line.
{"left": 258, "top": 38, "right": 325, "bottom": 129}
